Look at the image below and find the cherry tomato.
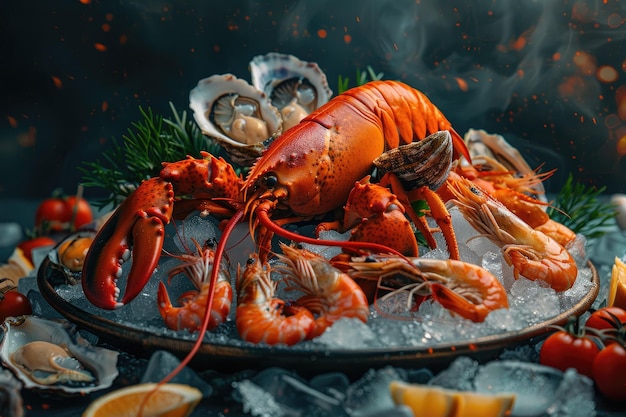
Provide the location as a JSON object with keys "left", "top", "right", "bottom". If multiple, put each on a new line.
{"left": 585, "top": 307, "right": 626, "bottom": 331}
{"left": 35, "top": 195, "right": 93, "bottom": 233}
{"left": 0, "top": 290, "right": 32, "bottom": 322}
{"left": 593, "top": 343, "right": 626, "bottom": 401}
{"left": 17, "top": 236, "right": 57, "bottom": 265}
{"left": 540, "top": 317, "right": 601, "bottom": 379}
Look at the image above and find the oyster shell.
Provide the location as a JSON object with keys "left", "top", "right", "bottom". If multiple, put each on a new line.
{"left": 189, "top": 73, "right": 283, "bottom": 166}
{"left": 249, "top": 52, "right": 333, "bottom": 130}
{"left": 47, "top": 230, "right": 96, "bottom": 285}
{"left": 373, "top": 131, "right": 453, "bottom": 191}
{"left": 0, "top": 316, "right": 118, "bottom": 394}
{"left": 463, "top": 128, "right": 547, "bottom": 201}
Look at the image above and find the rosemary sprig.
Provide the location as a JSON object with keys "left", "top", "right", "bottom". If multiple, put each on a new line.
{"left": 547, "top": 173, "right": 617, "bottom": 239}
{"left": 80, "top": 102, "right": 219, "bottom": 208}
{"left": 337, "top": 66, "right": 384, "bottom": 94}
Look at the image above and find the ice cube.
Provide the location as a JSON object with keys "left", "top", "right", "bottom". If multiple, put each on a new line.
{"left": 140, "top": 350, "right": 213, "bottom": 396}
{"left": 546, "top": 368, "right": 596, "bottom": 417}
{"left": 474, "top": 360, "right": 563, "bottom": 417}
{"left": 343, "top": 367, "right": 407, "bottom": 417}
{"left": 428, "top": 356, "right": 478, "bottom": 391}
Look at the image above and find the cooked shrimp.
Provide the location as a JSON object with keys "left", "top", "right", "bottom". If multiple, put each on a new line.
{"left": 235, "top": 254, "right": 315, "bottom": 346}
{"left": 344, "top": 256, "right": 508, "bottom": 322}
{"left": 157, "top": 239, "right": 232, "bottom": 332}
{"left": 275, "top": 243, "right": 370, "bottom": 338}
{"left": 446, "top": 177, "right": 578, "bottom": 292}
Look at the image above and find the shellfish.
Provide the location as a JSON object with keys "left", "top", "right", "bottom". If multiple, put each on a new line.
{"left": 249, "top": 52, "right": 333, "bottom": 130}
{"left": 47, "top": 230, "right": 96, "bottom": 285}
{"left": 463, "top": 128, "right": 547, "bottom": 201}
{"left": 0, "top": 316, "right": 118, "bottom": 394}
{"left": 189, "top": 73, "right": 283, "bottom": 166}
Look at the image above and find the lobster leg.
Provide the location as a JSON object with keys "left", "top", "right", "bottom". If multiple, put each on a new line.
{"left": 82, "top": 178, "right": 174, "bottom": 309}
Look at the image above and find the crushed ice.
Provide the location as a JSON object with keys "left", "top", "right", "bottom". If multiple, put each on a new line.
{"left": 53, "top": 209, "right": 596, "bottom": 350}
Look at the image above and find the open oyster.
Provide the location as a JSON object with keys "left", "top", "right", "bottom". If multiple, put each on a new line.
{"left": 0, "top": 316, "right": 118, "bottom": 394}
{"left": 47, "top": 230, "right": 96, "bottom": 285}
{"left": 463, "top": 128, "right": 547, "bottom": 201}
{"left": 249, "top": 52, "right": 333, "bottom": 131}
{"left": 189, "top": 73, "right": 283, "bottom": 166}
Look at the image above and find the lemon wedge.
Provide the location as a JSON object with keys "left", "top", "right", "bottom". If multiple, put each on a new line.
{"left": 389, "top": 380, "right": 515, "bottom": 417}
{"left": 609, "top": 257, "right": 626, "bottom": 309}
{"left": 82, "top": 383, "right": 202, "bottom": 417}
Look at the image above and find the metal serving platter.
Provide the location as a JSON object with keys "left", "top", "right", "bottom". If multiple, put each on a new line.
{"left": 37, "top": 256, "right": 599, "bottom": 377}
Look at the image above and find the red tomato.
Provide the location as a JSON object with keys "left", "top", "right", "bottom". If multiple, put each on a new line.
{"left": 0, "top": 290, "right": 32, "bottom": 322}
{"left": 540, "top": 329, "right": 601, "bottom": 379}
{"left": 17, "top": 236, "right": 57, "bottom": 265}
{"left": 35, "top": 195, "right": 93, "bottom": 233}
{"left": 585, "top": 307, "right": 626, "bottom": 331}
{"left": 593, "top": 343, "right": 626, "bottom": 401}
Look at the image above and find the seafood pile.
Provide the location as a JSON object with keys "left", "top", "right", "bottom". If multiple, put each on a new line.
{"left": 55, "top": 56, "right": 596, "bottom": 382}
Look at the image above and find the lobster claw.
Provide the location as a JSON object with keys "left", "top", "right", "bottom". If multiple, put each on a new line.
{"left": 82, "top": 178, "right": 174, "bottom": 309}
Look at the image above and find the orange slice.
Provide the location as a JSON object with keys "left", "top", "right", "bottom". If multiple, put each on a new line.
{"left": 389, "top": 381, "right": 515, "bottom": 417}
{"left": 609, "top": 257, "right": 626, "bottom": 309}
{"left": 82, "top": 383, "right": 202, "bottom": 417}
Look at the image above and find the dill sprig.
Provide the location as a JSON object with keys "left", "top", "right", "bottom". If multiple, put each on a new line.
{"left": 547, "top": 173, "right": 617, "bottom": 239}
{"left": 337, "top": 66, "right": 385, "bottom": 94}
{"left": 80, "top": 102, "right": 219, "bottom": 209}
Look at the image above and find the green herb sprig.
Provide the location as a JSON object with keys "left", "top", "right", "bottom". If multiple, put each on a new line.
{"left": 337, "top": 66, "right": 385, "bottom": 94}
{"left": 547, "top": 173, "right": 617, "bottom": 239}
{"left": 80, "top": 102, "right": 219, "bottom": 209}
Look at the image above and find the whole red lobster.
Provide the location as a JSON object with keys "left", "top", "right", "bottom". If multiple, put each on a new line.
{"left": 81, "top": 79, "right": 470, "bottom": 376}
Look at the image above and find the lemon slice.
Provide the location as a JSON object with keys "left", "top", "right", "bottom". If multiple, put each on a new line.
{"left": 609, "top": 257, "right": 626, "bottom": 309}
{"left": 389, "top": 381, "right": 515, "bottom": 417}
{"left": 82, "top": 383, "right": 202, "bottom": 417}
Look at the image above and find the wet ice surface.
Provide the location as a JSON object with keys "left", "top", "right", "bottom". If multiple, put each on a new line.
{"left": 51, "top": 208, "right": 596, "bottom": 351}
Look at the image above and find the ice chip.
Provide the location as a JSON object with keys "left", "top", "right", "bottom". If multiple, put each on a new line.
{"left": 315, "top": 317, "right": 376, "bottom": 349}
{"left": 344, "top": 367, "right": 407, "bottom": 417}
{"left": 546, "top": 368, "right": 596, "bottom": 417}
{"left": 140, "top": 350, "right": 212, "bottom": 396}
{"left": 428, "top": 356, "right": 479, "bottom": 391}
{"left": 234, "top": 379, "right": 286, "bottom": 417}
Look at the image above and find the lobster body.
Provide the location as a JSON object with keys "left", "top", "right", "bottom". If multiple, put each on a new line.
{"left": 83, "top": 80, "right": 468, "bottom": 310}
{"left": 244, "top": 80, "right": 467, "bottom": 216}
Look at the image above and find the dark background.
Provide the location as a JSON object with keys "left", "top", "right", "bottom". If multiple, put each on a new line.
{"left": 2, "top": 0, "right": 626, "bottom": 203}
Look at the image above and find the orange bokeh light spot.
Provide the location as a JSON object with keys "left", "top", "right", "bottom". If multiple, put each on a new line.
{"left": 7, "top": 115, "right": 17, "bottom": 128}
{"left": 51, "top": 76, "right": 63, "bottom": 89}
{"left": 344, "top": 34, "right": 352, "bottom": 44}
{"left": 93, "top": 43, "right": 107, "bottom": 52}
{"left": 79, "top": 0, "right": 91, "bottom": 4}
{"left": 617, "top": 136, "right": 626, "bottom": 156}
{"left": 317, "top": 29, "right": 327, "bottom": 39}
{"left": 455, "top": 77, "right": 469, "bottom": 92}
{"left": 597, "top": 65, "right": 618, "bottom": 83}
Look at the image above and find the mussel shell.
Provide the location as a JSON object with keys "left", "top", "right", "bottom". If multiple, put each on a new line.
{"left": 0, "top": 316, "right": 118, "bottom": 394}
{"left": 189, "top": 73, "right": 283, "bottom": 166}
{"left": 47, "top": 230, "right": 96, "bottom": 286}
{"left": 373, "top": 131, "right": 453, "bottom": 191}
{"left": 249, "top": 53, "right": 333, "bottom": 127}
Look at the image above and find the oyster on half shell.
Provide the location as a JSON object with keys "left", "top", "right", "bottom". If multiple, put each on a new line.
{"left": 189, "top": 73, "right": 283, "bottom": 166}
{"left": 250, "top": 52, "right": 333, "bottom": 131}
{"left": 47, "top": 230, "right": 96, "bottom": 285}
{"left": 0, "top": 316, "right": 118, "bottom": 394}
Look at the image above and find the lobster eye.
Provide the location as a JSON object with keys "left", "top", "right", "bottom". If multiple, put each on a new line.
{"left": 264, "top": 173, "right": 278, "bottom": 188}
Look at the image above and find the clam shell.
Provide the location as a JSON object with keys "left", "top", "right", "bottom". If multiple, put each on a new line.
{"left": 47, "top": 230, "right": 96, "bottom": 285}
{"left": 0, "top": 316, "right": 118, "bottom": 394}
{"left": 464, "top": 128, "right": 546, "bottom": 200}
{"left": 373, "top": 131, "right": 453, "bottom": 191}
{"left": 189, "top": 73, "right": 283, "bottom": 166}
{"left": 249, "top": 53, "right": 333, "bottom": 130}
